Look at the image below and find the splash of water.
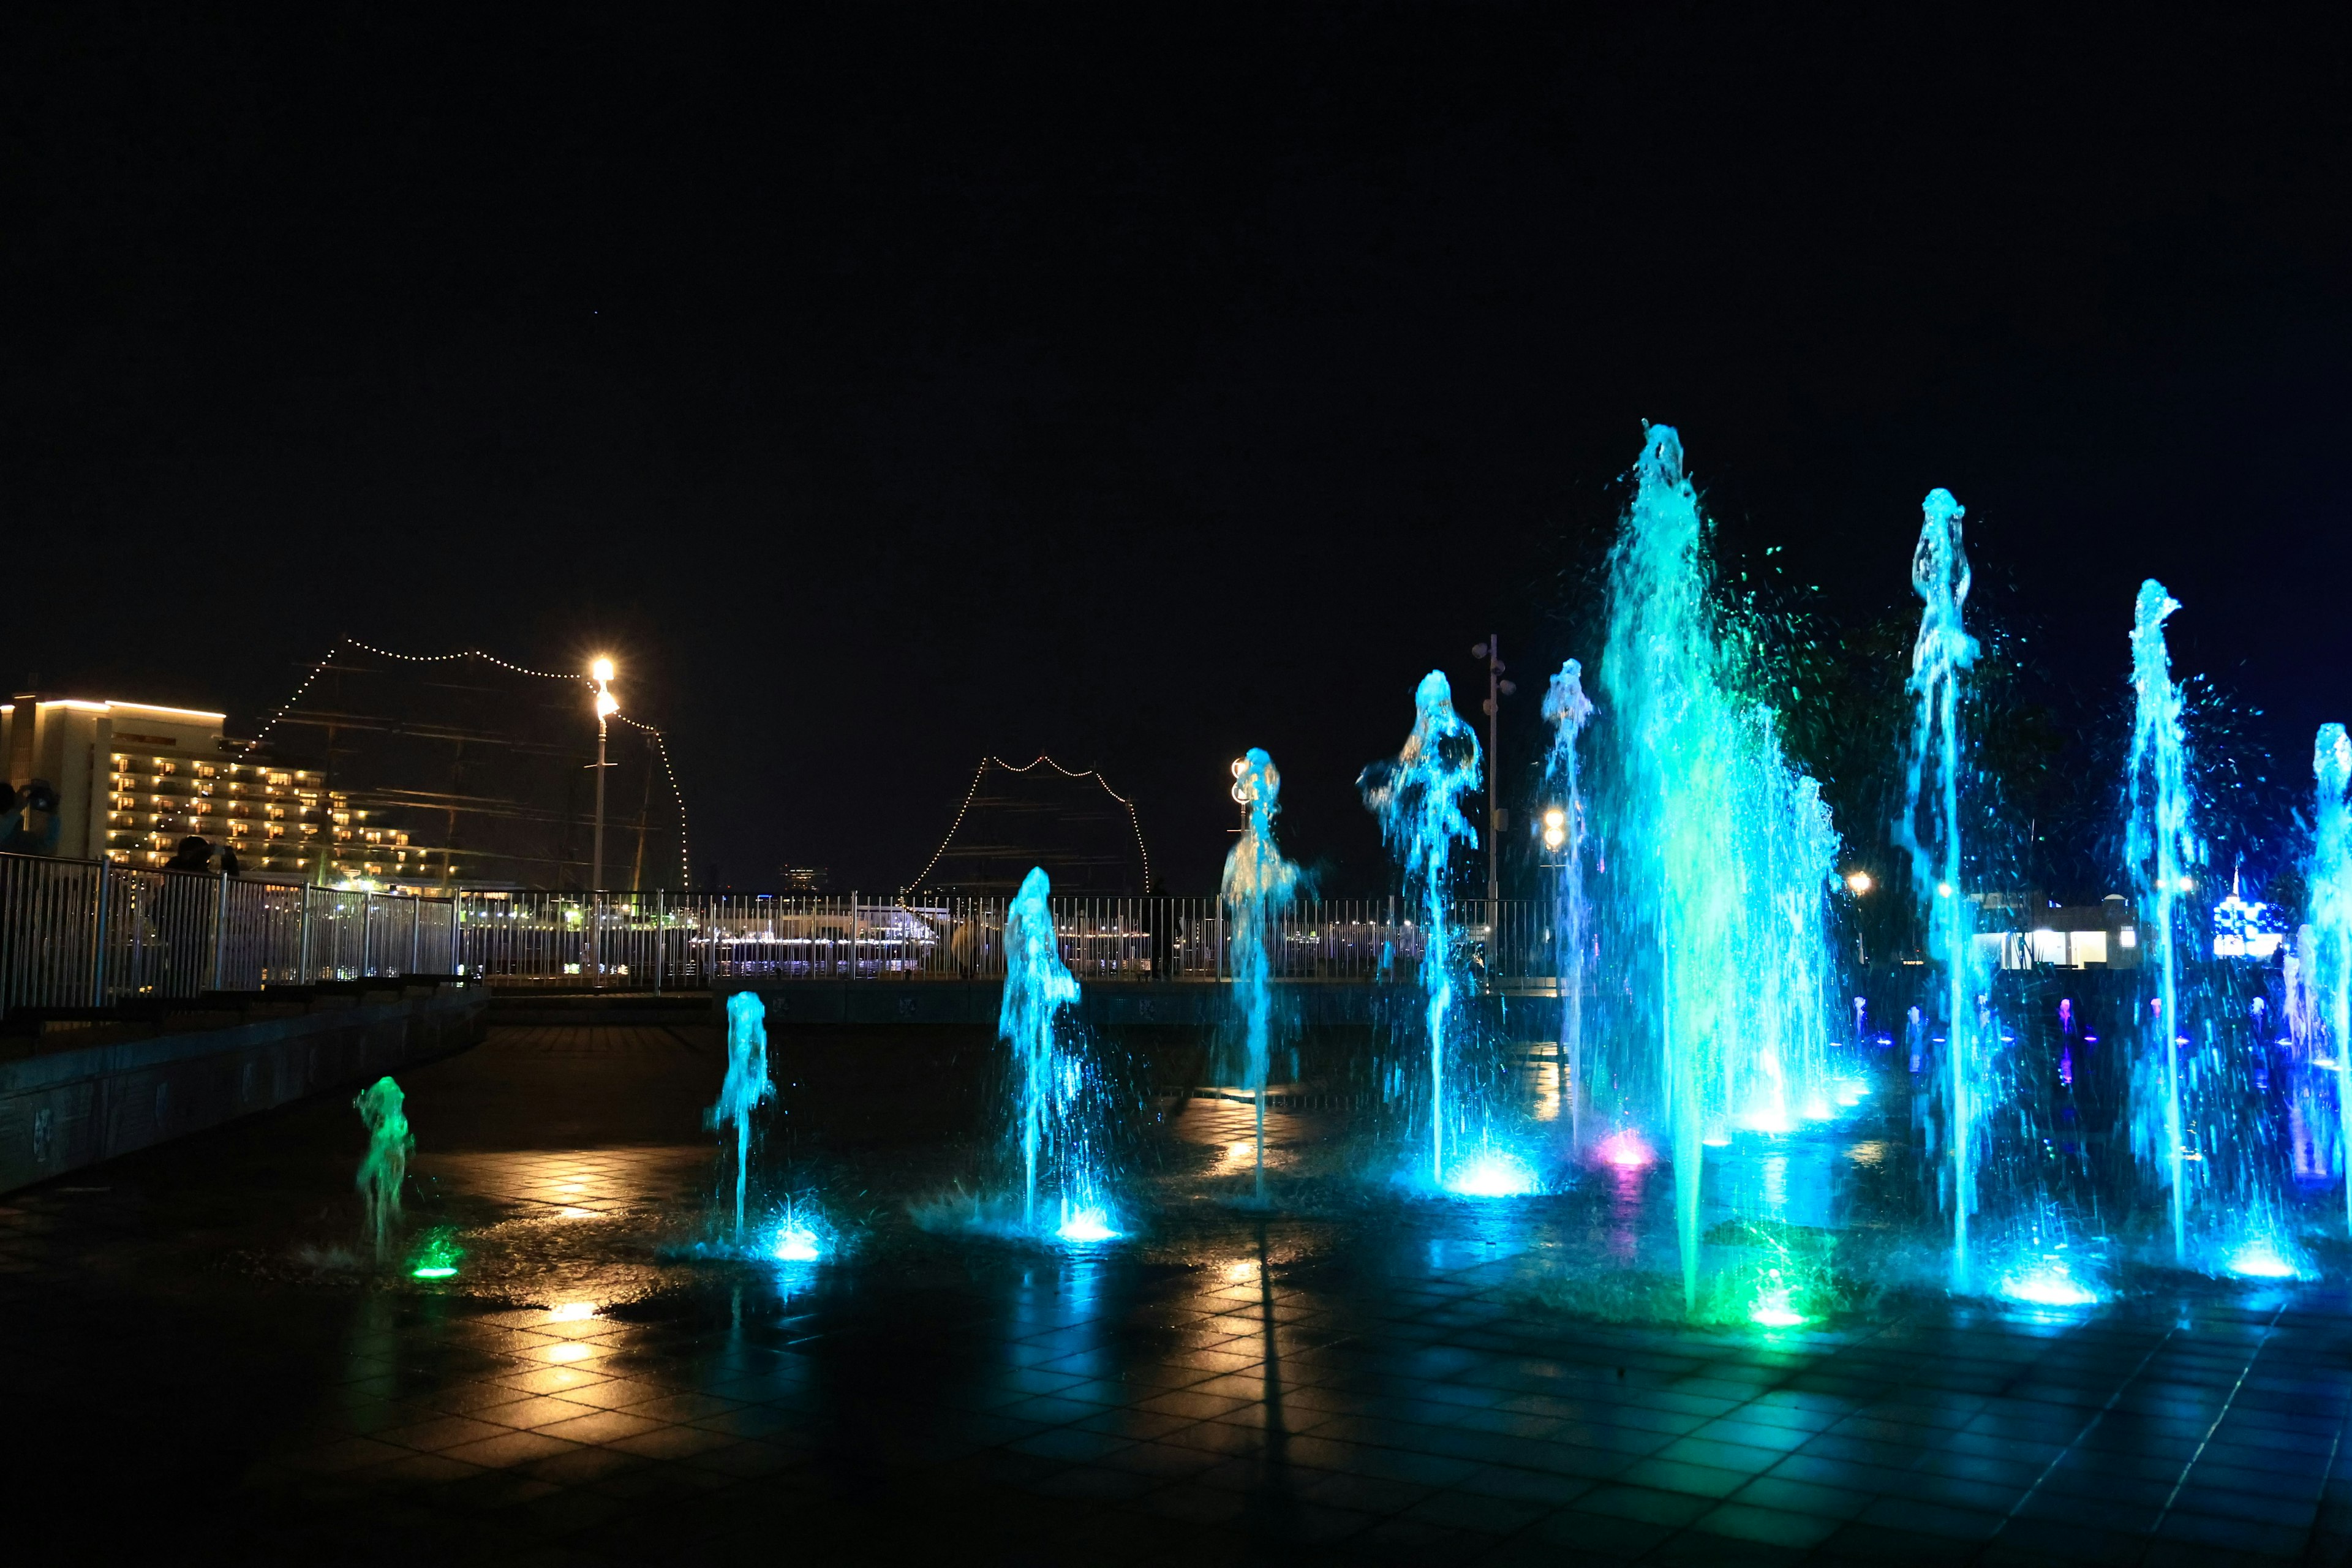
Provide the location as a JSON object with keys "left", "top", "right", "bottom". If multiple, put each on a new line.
{"left": 353, "top": 1076, "right": 413, "bottom": 1264}
{"left": 1597, "top": 425, "right": 1840, "bottom": 1310}
{"left": 2126, "top": 579, "right": 2199, "bottom": 1262}
{"left": 1893, "top": 488, "right": 1986, "bottom": 1289}
{"left": 1540, "top": 660, "right": 1596, "bottom": 1151}
{"left": 1000, "top": 867, "right": 1095, "bottom": 1232}
{"left": 1222, "top": 748, "right": 1302, "bottom": 1202}
{"left": 707, "top": 992, "right": 774, "bottom": 1238}
{"left": 2312, "top": 723, "right": 2352, "bottom": 1232}
{"left": 1361, "top": 672, "right": 1483, "bottom": 1188}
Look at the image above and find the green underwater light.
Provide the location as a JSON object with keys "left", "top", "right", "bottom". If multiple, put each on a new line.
{"left": 409, "top": 1225, "right": 463, "bottom": 1280}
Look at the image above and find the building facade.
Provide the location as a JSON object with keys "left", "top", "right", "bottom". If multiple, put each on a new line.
{"left": 2, "top": 694, "right": 457, "bottom": 888}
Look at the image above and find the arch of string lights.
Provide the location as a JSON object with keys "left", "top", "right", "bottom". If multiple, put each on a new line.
{"left": 910, "top": 755, "right": 1152, "bottom": 893}
{"left": 246, "top": 637, "right": 692, "bottom": 889}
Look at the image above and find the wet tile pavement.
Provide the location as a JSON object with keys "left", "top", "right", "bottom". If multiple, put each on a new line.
{"left": 4, "top": 1022, "right": 2350, "bottom": 1565}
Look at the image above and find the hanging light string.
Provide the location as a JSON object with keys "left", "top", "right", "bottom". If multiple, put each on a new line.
{"left": 908, "top": 755, "right": 1152, "bottom": 892}
{"left": 613, "top": 712, "right": 693, "bottom": 889}
{"left": 244, "top": 636, "right": 691, "bottom": 886}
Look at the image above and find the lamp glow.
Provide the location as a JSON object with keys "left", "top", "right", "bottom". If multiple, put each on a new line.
{"left": 594, "top": 691, "right": 619, "bottom": 718}
{"left": 1845, "top": 870, "right": 1872, "bottom": 894}
{"left": 592, "top": 657, "right": 615, "bottom": 684}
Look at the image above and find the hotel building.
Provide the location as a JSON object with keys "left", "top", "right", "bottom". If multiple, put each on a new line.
{"left": 1, "top": 694, "right": 458, "bottom": 888}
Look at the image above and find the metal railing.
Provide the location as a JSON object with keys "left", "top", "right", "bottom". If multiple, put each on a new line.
{"left": 0, "top": 850, "right": 458, "bottom": 1019}
{"left": 456, "top": 891, "right": 1550, "bottom": 990}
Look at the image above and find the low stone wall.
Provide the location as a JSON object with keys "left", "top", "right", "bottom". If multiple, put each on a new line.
{"left": 0, "top": 982, "right": 488, "bottom": 1194}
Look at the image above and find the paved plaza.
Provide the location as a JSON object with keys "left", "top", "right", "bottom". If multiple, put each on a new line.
{"left": 6, "top": 1020, "right": 2351, "bottom": 1565}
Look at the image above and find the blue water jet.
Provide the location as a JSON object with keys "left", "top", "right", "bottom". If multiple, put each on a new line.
{"left": 708, "top": 991, "right": 774, "bottom": 1238}
{"left": 2126, "top": 579, "right": 2199, "bottom": 1263}
{"left": 1222, "top": 748, "right": 1302, "bottom": 1202}
{"left": 1540, "top": 660, "right": 1596, "bottom": 1152}
{"left": 1597, "top": 425, "right": 1840, "bottom": 1310}
{"left": 998, "top": 867, "right": 1116, "bottom": 1239}
{"left": 1360, "top": 671, "right": 1483, "bottom": 1189}
{"left": 1893, "top": 487, "right": 1988, "bottom": 1288}
{"left": 2312, "top": 723, "right": 2352, "bottom": 1234}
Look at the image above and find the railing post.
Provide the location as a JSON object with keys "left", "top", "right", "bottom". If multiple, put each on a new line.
{"left": 298, "top": 885, "right": 313, "bottom": 982}
{"left": 90, "top": 861, "right": 113, "bottom": 1007}
{"left": 211, "top": 870, "right": 230, "bottom": 992}
{"left": 362, "top": 892, "right": 374, "bottom": 977}
{"left": 654, "top": 888, "right": 665, "bottom": 995}
{"left": 410, "top": 894, "right": 421, "bottom": 975}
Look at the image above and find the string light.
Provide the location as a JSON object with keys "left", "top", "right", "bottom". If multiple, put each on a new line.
{"left": 244, "top": 636, "right": 692, "bottom": 888}
{"left": 908, "top": 755, "right": 1152, "bottom": 892}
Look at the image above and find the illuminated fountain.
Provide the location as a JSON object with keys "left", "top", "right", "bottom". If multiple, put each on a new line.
{"left": 1000, "top": 866, "right": 1118, "bottom": 1241}
{"left": 353, "top": 1076, "right": 413, "bottom": 1265}
{"left": 2313, "top": 726, "right": 2352, "bottom": 1235}
{"left": 1893, "top": 488, "right": 1990, "bottom": 1289}
{"left": 1222, "top": 748, "right": 1302, "bottom": 1203}
{"left": 1596, "top": 424, "right": 1839, "bottom": 1311}
{"left": 709, "top": 990, "right": 774, "bottom": 1238}
{"left": 1540, "top": 659, "right": 1595, "bottom": 1153}
{"left": 2125, "top": 581, "right": 2198, "bottom": 1263}
{"left": 1360, "top": 671, "right": 1502, "bottom": 1192}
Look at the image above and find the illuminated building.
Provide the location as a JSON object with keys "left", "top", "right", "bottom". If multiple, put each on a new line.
{"left": 1, "top": 693, "right": 458, "bottom": 886}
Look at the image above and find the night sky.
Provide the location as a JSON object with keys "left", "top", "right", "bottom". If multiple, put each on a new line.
{"left": 7, "top": 8, "right": 2349, "bottom": 894}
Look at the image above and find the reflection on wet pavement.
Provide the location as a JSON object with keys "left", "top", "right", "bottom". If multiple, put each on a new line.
{"left": 5, "top": 1020, "right": 2351, "bottom": 1564}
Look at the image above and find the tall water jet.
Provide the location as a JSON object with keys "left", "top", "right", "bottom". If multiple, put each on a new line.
{"left": 1360, "top": 672, "right": 1483, "bottom": 1188}
{"left": 353, "top": 1076, "right": 413, "bottom": 1264}
{"left": 1223, "top": 748, "right": 1302, "bottom": 1202}
{"left": 708, "top": 990, "right": 774, "bottom": 1238}
{"left": 1598, "top": 424, "right": 1839, "bottom": 1310}
{"left": 2312, "top": 724, "right": 2352, "bottom": 1232}
{"left": 1892, "top": 488, "right": 1985, "bottom": 1287}
{"left": 2125, "top": 579, "right": 2199, "bottom": 1262}
{"left": 1000, "top": 866, "right": 1110, "bottom": 1236}
{"left": 1539, "top": 660, "right": 1595, "bottom": 1150}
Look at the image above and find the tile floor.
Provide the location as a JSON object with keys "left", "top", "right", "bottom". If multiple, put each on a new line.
{"left": 2, "top": 1022, "right": 2348, "bottom": 1565}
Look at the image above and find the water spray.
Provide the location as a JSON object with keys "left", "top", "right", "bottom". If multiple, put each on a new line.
{"left": 708, "top": 991, "right": 774, "bottom": 1238}
{"left": 353, "top": 1076, "right": 413, "bottom": 1265}
{"left": 1361, "top": 671, "right": 1483, "bottom": 1188}
{"left": 1223, "top": 748, "right": 1301, "bottom": 1202}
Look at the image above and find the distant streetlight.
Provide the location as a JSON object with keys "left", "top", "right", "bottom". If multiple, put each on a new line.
{"left": 589, "top": 658, "right": 619, "bottom": 987}
{"left": 1471, "top": 636, "right": 1517, "bottom": 907}
{"left": 1845, "top": 870, "right": 1873, "bottom": 895}
{"left": 1541, "top": 807, "right": 1567, "bottom": 855}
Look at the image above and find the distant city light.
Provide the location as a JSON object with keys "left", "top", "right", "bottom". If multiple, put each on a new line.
{"left": 1845, "top": 870, "right": 1872, "bottom": 894}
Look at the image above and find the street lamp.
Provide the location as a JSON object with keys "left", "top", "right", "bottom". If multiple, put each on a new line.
{"left": 589, "top": 658, "right": 618, "bottom": 988}
{"left": 1845, "top": 870, "right": 1873, "bottom": 895}
{"left": 1541, "top": 807, "right": 1567, "bottom": 856}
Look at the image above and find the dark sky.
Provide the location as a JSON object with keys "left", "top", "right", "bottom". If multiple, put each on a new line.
{"left": 6, "top": 7, "right": 2349, "bottom": 893}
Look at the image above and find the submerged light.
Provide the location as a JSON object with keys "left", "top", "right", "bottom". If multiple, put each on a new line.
{"left": 1444, "top": 1151, "right": 1540, "bottom": 1197}
{"left": 1597, "top": 1130, "right": 1654, "bottom": 1169}
{"left": 1054, "top": 1203, "right": 1120, "bottom": 1244}
{"left": 1997, "top": 1261, "right": 2100, "bottom": 1308}
{"left": 772, "top": 1223, "right": 824, "bottom": 1262}
{"left": 2223, "top": 1242, "right": 2307, "bottom": 1280}
{"left": 1749, "top": 1276, "right": 1805, "bottom": 1328}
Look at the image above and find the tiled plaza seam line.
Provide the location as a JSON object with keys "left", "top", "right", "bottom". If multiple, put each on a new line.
{"left": 2303, "top": 1415, "right": 2346, "bottom": 1563}
{"left": 2138, "top": 1301, "right": 2288, "bottom": 1551}
{"left": 1980, "top": 1321, "right": 2177, "bottom": 1550}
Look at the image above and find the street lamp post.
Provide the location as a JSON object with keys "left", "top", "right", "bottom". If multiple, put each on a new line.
{"left": 589, "top": 657, "right": 618, "bottom": 988}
